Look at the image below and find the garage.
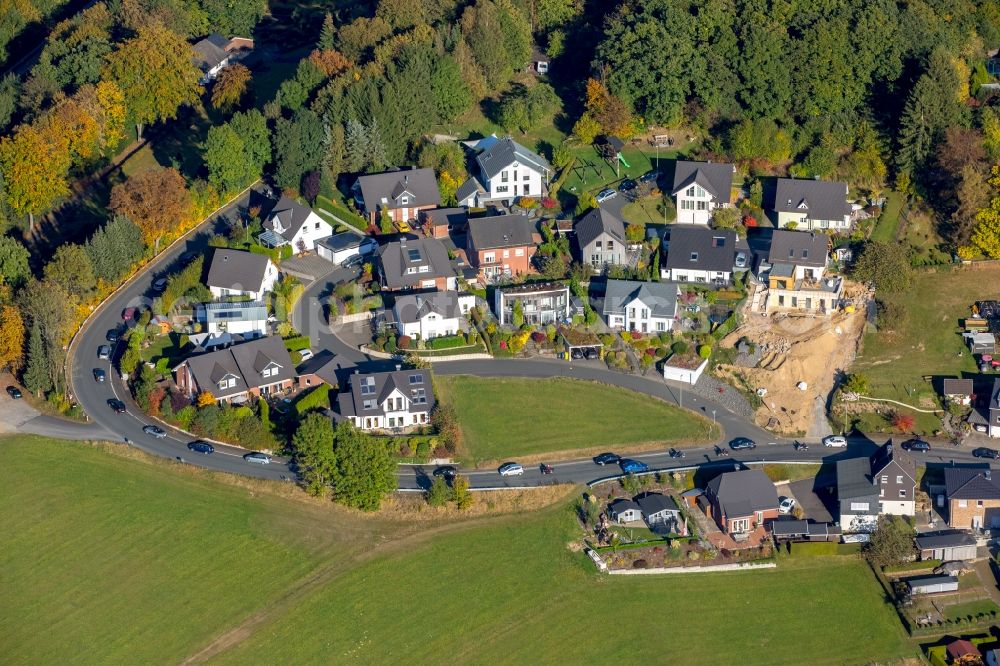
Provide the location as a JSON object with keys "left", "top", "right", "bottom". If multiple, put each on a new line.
{"left": 316, "top": 233, "right": 376, "bottom": 265}
{"left": 915, "top": 531, "right": 978, "bottom": 561}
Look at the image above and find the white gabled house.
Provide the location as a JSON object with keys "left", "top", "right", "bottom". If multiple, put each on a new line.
{"left": 259, "top": 196, "right": 333, "bottom": 255}
{"left": 390, "top": 291, "right": 475, "bottom": 341}
{"left": 205, "top": 248, "right": 279, "bottom": 301}
{"left": 671, "top": 160, "right": 735, "bottom": 226}
{"left": 601, "top": 279, "right": 680, "bottom": 334}
{"left": 457, "top": 135, "right": 551, "bottom": 207}
{"left": 336, "top": 368, "right": 435, "bottom": 432}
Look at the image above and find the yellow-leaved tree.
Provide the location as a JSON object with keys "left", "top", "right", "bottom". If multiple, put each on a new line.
{"left": 0, "top": 304, "right": 25, "bottom": 372}
{"left": 970, "top": 167, "right": 1000, "bottom": 259}
{"left": 196, "top": 391, "right": 216, "bottom": 407}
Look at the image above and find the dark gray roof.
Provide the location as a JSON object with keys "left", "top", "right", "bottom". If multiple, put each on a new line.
{"left": 377, "top": 238, "right": 455, "bottom": 289}
{"left": 455, "top": 176, "right": 485, "bottom": 203}
{"left": 836, "top": 456, "right": 876, "bottom": 502}
{"left": 945, "top": 466, "right": 1000, "bottom": 500}
{"left": 609, "top": 498, "right": 641, "bottom": 515}
{"left": 193, "top": 33, "right": 229, "bottom": 71}
{"left": 265, "top": 196, "right": 321, "bottom": 241}
{"left": 870, "top": 441, "right": 915, "bottom": 483}
{"left": 393, "top": 292, "right": 461, "bottom": 324}
{"left": 705, "top": 469, "right": 778, "bottom": 518}
{"left": 915, "top": 530, "right": 977, "bottom": 550}
{"left": 574, "top": 207, "right": 626, "bottom": 250}
{"left": 671, "top": 160, "right": 734, "bottom": 202}
{"left": 771, "top": 519, "right": 809, "bottom": 536}
{"left": 316, "top": 232, "right": 367, "bottom": 252}
{"left": 467, "top": 214, "right": 535, "bottom": 250}
{"left": 181, "top": 336, "right": 294, "bottom": 399}
{"left": 206, "top": 249, "right": 271, "bottom": 292}
{"left": 664, "top": 226, "right": 738, "bottom": 273}
{"left": 943, "top": 378, "right": 974, "bottom": 396}
{"left": 203, "top": 301, "right": 267, "bottom": 324}
{"left": 476, "top": 137, "right": 551, "bottom": 181}
{"left": 634, "top": 492, "right": 677, "bottom": 516}
{"left": 422, "top": 207, "right": 468, "bottom": 229}
{"left": 602, "top": 279, "right": 679, "bottom": 319}
{"left": 354, "top": 168, "right": 440, "bottom": 214}
{"left": 774, "top": 178, "right": 851, "bottom": 222}
{"left": 296, "top": 350, "right": 339, "bottom": 385}
{"left": 766, "top": 230, "right": 828, "bottom": 267}
{"left": 337, "top": 368, "right": 434, "bottom": 418}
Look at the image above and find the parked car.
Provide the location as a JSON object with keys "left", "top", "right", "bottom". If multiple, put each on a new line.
{"left": 778, "top": 496, "right": 796, "bottom": 515}
{"left": 668, "top": 448, "right": 685, "bottom": 459}
{"left": 973, "top": 447, "right": 1000, "bottom": 459}
{"left": 639, "top": 169, "right": 659, "bottom": 184}
{"left": 243, "top": 452, "right": 272, "bottom": 464}
{"left": 498, "top": 462, "right": 524, "bottom": 477}
{"left": 342, "top": 254, "right": 365, "bottom": 269}
{"left": 187, "top": 440, "right": 215, "bottom": 455}
{"left": 734, "top": 251, "right": 748, "bottom": 269}
{"left": 593, "top": 452, "right": 620, "bottom": 466}
{"left": 901, "top": 438, "right": 931, "bottom": 452}
{"left": 570, "top": 348, "right": 584, "bottom": 360}
{"left": 433, "top": 465, "right": 458, "bottom": 479}
{"left": 122, "top": 307, "right": 139, "bottom": 323}
{"left": 93, "top": 368, "right": 106, "bottom": 383}
{"left": 152, "top": 277, "right": 167, "bottom": 293}
{"left": 822, "top": 435, "right": 848, "bottom": 448}
{"left": 299, "top": 349, "right": 314, "bottom": 361}
{"left": 974, "top": 423, "right": 989, "bottom": 433}
{"left": 540, "top": 463, "right": 554, "bottom": 475}
{"left": 106, "top": 328, "right": 119, "bottom": 343}
{"left": 729, "top": 437, "right": 756, "bottom": 451}
{"left": 6, "top": 386, "right": 22, "bottom": 399}
{"left": 107, "top": 399, "right": 126, "bottom": 414}
{"left": 98, "top": 345, "right": 111, "bottom": 360}
{"left": 584, "top": 348, "right": 599, "bottom": 360}
{"left": 619, "top": 458, "right": 649, "bottom": 474}
{"left": 179, "top": 250, "right": 198, "bottom": 264}
{"left": 143, "top": 425, "right": 167, "bottom": 439}
{"left": 596, "top": 188, "right": 617, "bottom": 203}
{"left": 618, "top": 179, "right": 637, "bottom": 193}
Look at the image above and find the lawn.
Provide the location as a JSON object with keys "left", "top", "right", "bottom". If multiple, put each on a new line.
{"left": 850, "top": 264, "right": 989, "bottom": 433}
{"left": 560, "top": 143, "right": 661, "bottom": 199}
{"left": 942, "top": 599, "right": 1000, "bottom": 622}
{"left": 0, "top": 436, "right": 396, "bottom": 665}
{"left": 435, "top": 376, "right": 718, "bottom": 462}
{"left": 870, "top": 191, "right": 903, "bottom": 243}
{"left": 213, "top": 503, "right": 913, "bottom": 665}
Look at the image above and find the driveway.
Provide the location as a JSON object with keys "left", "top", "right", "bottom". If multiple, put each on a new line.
{"left": 786, "top": 477, "right": 835, "bottom": 523}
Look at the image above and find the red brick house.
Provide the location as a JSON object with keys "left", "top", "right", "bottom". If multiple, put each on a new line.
{"left": 704, "top": 469, "right": 780, "bottom": 536}
{"left": 173, "top": 336, "right": 296, "bottom": 404}
{"left": 466, "top": 213, "right": 537, "bottom": 283}
{"left": 353, "top": 168, "right": 441, "bottom": 226}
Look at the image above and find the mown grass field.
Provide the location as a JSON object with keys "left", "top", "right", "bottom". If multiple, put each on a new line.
{"left": 436, "top": 376, "right": 719, "bottom": 462}
{"left": 2, "top": 435, "right": 914, "bottom": 664}
{"left": 214, "top": 504, "right": 913, "bottom": 665}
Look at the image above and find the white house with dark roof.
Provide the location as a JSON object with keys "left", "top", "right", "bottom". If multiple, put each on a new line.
{"left": 602, "top": 279, "right": 680, "bottom": 333}
{"left": 575, "top": 207, "right": 628, "bottom": 270}
{"left": 173, "top": 336, "right": 296, "bottom": 403}
{"left": 352, "top": 167, "right": 441, "bottom": 226}
{"left": 662, "top": 226, "right": 742, "bottom": 284}
{"left": 390, "top": 291, "right": 475, "bottom": 340}
{"left": 836, "top": 441, "right": 916, "bottom": 532}
{"left": 761, "top": 229, "right": 840, "bottom": 315}
{"left": 192, "top": 34, "right": 253, "bottom": 84}
{"left": 197, "top": 301, "right": 267, "bottom": 337}
{"left": 671, "top": 160, "right": 735, "bottom": 225}
{"left": 206, "top": 248, "right": 278, "bottom": 301}
{"left": 457, "top": 135, "right": 551, "bottom": 207}
{"left": 773, "top": 178, "right": 852, "bottom": 231}
{"left": 260, "top": 196, "right": 332, "bottom": 255}
{"left": 337, "top": 368, "right": 435, "bottom": 432}
{"left": 376, "top": 237, "right": 457, "bottom": 292}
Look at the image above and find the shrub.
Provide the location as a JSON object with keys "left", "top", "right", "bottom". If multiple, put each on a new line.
{"left": 671, "top": 341, "right": 688, "bottom": 355}
{"left": 295, "top": 385, "right": 331, "bottom": 415}
{"left": 698, "top": 344, "right": 712, "bottom": 359}
{"left": 541, "top": 197, "right": 557, "bottom": 209}
{"left": 632, "top": 559, "right": 649, "bottom": 569}
{"left": 531, "top": 331, "right": 546, "bottom": 344}
{"left": 398, "top": 335, "right": 412, "bottom": 350}
{"left": 427, "top": 334, "right": 468, "bottom": 350}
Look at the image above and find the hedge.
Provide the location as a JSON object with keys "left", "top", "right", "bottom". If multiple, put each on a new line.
{"left": 426, "top": 334, "right": 468, "bottom": 350}
{"left": 294, "top": 385, "right": 330, "bottom": 415}
{"left": 883, "top": 559, "right": 941, "bottom": 574}
{"left": 788, "top": 541, "right": 861, "bottom": 556}
{"left": 283, "top": 335, "right": 311, "bottom": 351}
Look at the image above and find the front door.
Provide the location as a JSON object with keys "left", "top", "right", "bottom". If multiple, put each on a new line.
{"left": 401, "top": 207, "right": 409, "bottom": 221}
{"left": 973, "top": 515, "right": 983, "bottom": 529}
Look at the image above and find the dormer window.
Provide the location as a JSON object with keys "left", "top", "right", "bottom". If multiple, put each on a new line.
{"left": 690, "top": 252, "right": 698, "bottom": 261}
{"left": 712, "top": 236, "right": 725, "bottom": 248}
{"left": 360, "top": 377, "right": 376, "bottom": 395}
{"left": 802, "top": 249, "right": 809, "bottom": 259}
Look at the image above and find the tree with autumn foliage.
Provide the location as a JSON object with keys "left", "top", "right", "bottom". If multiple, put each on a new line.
{"left": 102, "top": 25, "right": 202, "bottom": 139}
{"left": 0, "top": 123, "right": 70, "bottom": 231}
{"left": 211, "top": 64, "right": 251, "bottom": 111}
{"left": 0, "top": 304, "right": 24, "bottom": 373}
{"left": 197, "top": 391, "right": 216, "bottom": 407}
{"left": 308, "top": 49, "right": 352, "bottom": 78}
{"left": 582, "top": 78, "right": 634, "bottom": 139}
{"left": 891, "top": 412, "right": 915, "bottom": 433}
{"left": 110, "top": 167, "right": 193, "bottom": 250}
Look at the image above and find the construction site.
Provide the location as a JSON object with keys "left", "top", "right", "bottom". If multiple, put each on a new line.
{"left": 713, "top": 281, "right": 870, "bottom": 437}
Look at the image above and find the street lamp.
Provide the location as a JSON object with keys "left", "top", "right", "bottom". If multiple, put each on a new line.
{"left": 712, "top": 409, "right": 717, "bottom": 426}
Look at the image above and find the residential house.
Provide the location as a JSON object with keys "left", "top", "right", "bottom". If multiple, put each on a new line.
{"left": 944, "top": 466, "right": 1000, "bottom": 529}
{"left": 773, "top": 178, "right": 852, "bottom": 231}
{"left": 494, "top": 282, "right": 569, "bottom": 326}
{"left": 946, "top": 640, "right": 982, "bottom": 664}
{"left": 988, "top": 378, "right": 1000, "bottom": 438}
{"left": 575, "top": 207, "right": 628, "bottom": 270}
{"left": 671, "top": 160, "right": 735, "bottom": 225}
{"left": 915, "top": 531, "right": 978, "bottom": 561}
{"left": 466, "top": 213, "right": 537, "bottom": 283}
{"left": 943, "top": 378, "right": 974, "bottom": 406}
{"left": 377, "top": 237, "right": 457, "bottom": 292}
{"left": 192, "top": 34, "right": 253, "bottom": 83}
{"left": 173, "top": 336, "right": 296, "bottom": 403}
{"left": 315, "top": 233, "right": 377, "bottom": 265}
{"left": 352, "top": 168, "right": 441, "bottom": 226}
{"left": 420, "top": 207, "right": 468, "bottom": 239}
{"left": 608, "top": 498, "right": 643, "bottom": 523}
{"left": 703, "top": 469, "right": 780, "bottom": 536}
{"left": 662, "top": 226, "right": 743, "bottom": 284}
{"left": 762, "top": 229, "right": 841, "bottom": 315}
{"left": 836, "top": 441, "right": 916, "bottom": 532}
{"left": 260, "top": 196, "right": 333, "bottom": 255}
{"left": 601, "top": 279, "right": 680, "bottom": 333}
{"left": 197, "top": 301, "right": 267, "bottom": 337}
{"left": 336, "top": 367, "right": 434, "bottom": 431}
{"left": 206, "top": 248, "right": 278, "bottom": 301}
{"left": 634, "top": 493, "right": 682, "bottom": 532}
{"left": 390, "top": 291, "right": 475, "bottom": 341}
{"left": 296, "top": 351, "right": 339, "bottom": 391}
{"left": 457, "top": 135, "right": 551, "bottom": 207}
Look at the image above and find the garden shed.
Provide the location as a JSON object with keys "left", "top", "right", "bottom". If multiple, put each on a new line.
{"left": 915, "top": 531, "right": 978, "bottom": 561}
{"left": 906, "top": 574, "right": 959, "bottom": 595}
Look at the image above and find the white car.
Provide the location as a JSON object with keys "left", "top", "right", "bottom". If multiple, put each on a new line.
{"left": 596, "top": 188, "right": 618, "bottom": 203}
{"left": 822, "top": 435, "right": 848, "bottom": 448}
{"left": 299, "top": 349, "right": 314, "bottom": 361}
{"left": 778, "top": 496, "right": 796, "bottom": 515}
{"left": 498, "top": 462, "right": 524, "bottom": 477}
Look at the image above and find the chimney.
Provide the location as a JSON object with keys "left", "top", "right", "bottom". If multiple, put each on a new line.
{"left": 395, "top": 364, "right": 401, "bottom": 371}
{"left": 986, "top": 469, "right": 992, "bottom": 481}
{"left": 354, "top": 369, "right": 359, "bottom": 375}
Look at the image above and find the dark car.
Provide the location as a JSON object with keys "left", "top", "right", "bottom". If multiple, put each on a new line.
{"left": 433, "top": 465, "right": 458, "bottom": 479}
{"left": 187, "top": 440, "right": 215, "bottom": 455}
{"left": 729, "top": 437, "right": 756, "bottom": 451}
{"left": 143, "top": 425, "right": 167, "bottom": 439}
{"left": 584, "top": 348, "right": 600, "bottom": 360}
{"left": 593, "top": 452, "right": 620, "bottom": 466}
{"left": 540, "top": 463, "right": 554, "bottom": 475}
{"left": 900, "top": 438, "right": 931, "bottom": 452}
{"left": 342, "top": 254, "right": 365, "bottom": 269}
{"left": 639, "top": 169, "right": 659, "bottom": 184}
{"left": 668, "top": 448, "right": 685, "bottom": 459}
{"left": 618, "top": 179, "right": 637, "bottom": 193}
{"left": 106, "top": 329, "right": 119, "bottom": 343}
{"left": 107, "top": 399, "right": 126, "bottom": 414}
{"left": 179, "top": 250, "right": 198, "bottom": 264}
{"left": 570, "top": 348, "right": 584, "bottom": 359}
{"left": 152, "top": 277, "right": 168, "bottom": 293}
{"left": 619, "top": 458, "right": 649, "bottom": 474}
{"left": 974, "top": 447, "right": 1000, "bottom": 459}
{"left": 6, "top": 386, "right": 22, "bottom": 399}
{"left": 93, "top": 368, "right": 106, "bottom": 382}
